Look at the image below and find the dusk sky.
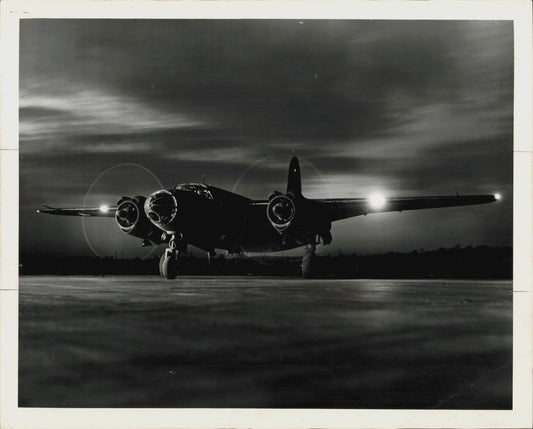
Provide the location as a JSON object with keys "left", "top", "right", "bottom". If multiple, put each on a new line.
{"left": 19, "top": 19, "right": 513, "bottom": 258}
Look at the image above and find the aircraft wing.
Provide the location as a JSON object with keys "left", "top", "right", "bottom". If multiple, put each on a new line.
{"left": 37, "top": 206, "right": 117, "bottom": 217}
{"left": 321, "top": 194, "right": 499, "bottom": 222}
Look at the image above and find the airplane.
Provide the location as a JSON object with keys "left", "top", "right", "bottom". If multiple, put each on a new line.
{"left": 38, "top": 157, "right": 501, "bottom": 279}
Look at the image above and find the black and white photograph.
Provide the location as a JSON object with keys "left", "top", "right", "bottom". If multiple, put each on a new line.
{"left": 1, "top": 1, "right": 532, "bottom": 428}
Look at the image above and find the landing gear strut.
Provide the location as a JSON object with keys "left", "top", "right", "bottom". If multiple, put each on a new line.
{"left": 159, "top": 235, "right": 184, "bottom": 279}
{"left": 301, "top": 242, "right": 316, "bottom": 279}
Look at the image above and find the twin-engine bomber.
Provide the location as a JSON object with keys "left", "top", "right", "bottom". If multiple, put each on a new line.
{"left": 38, "top": 157, "right": 501, "bottom": 279}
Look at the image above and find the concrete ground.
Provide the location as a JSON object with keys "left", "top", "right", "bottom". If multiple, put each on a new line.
{"left": 18, "top": 276, "right": 512, "bottom": 408}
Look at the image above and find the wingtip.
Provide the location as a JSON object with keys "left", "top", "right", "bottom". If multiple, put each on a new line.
{"left": 37, "top": 206, "right": 55, "bottom": 214}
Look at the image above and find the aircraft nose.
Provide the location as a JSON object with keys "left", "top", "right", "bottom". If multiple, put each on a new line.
{"left": 144, "top": 190, "right": 178, "bottom": 226}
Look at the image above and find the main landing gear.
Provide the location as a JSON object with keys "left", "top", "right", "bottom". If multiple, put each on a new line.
{"left": 301, "top": 242, "right": 316, "bottom": 279}
{"left": 159, "top": 235, "right": 184, "bottom": 279}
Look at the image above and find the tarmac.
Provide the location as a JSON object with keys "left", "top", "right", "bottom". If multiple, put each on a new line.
{"left": 18, "top": 276, "right": 512, "bottom": 408}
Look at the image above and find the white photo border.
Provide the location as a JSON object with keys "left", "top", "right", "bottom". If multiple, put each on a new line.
{"left": 1, "top": 1, "right": 531, "bottom": 428}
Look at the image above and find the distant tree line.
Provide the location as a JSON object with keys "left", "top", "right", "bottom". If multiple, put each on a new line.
{"left": 19, "top": 245, "right": 511, "bottom": 279}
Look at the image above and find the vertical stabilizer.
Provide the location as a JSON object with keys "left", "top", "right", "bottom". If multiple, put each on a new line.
{"left": 287, "top": 157, "right": 302, "bottom": 196}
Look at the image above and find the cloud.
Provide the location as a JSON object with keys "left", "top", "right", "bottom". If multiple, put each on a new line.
{"left": 20, "top": 85, "right": 203, "bottom": 153}
{"left": 20, "top": 20, "right": 509, "bottom": 143}
{"left": 19, "top": 19, "right": 514, "bottom": 254}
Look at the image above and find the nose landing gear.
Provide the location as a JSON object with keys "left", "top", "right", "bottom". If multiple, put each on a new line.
{"left": 159, "top": 234, "right": 185, "bottom": 279}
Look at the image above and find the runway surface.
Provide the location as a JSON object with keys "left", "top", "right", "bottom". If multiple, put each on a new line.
{"left": 18, "top": 276, "right": 512, "bottom": 408}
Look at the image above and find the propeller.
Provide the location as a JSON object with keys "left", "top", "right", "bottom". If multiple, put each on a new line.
{"left": 267, "top": 193, "right": 296, "bottom": 232}
{"left": 115, "top": 196, "right": 146, "bottom": 232}
{"left": 81, "top": 163, "right": 164, "bottom": 258}
{"left": 265, "top": 157, "right": 302, "bottom": 233}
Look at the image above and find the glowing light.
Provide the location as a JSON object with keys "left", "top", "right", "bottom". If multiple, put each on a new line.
{"left": 99, "top": 205, "right": 109, "bottom": 213}
{"left": 368, "top": 193, "right": 387, "bottom": 210}
{"left": 494, "top": 193, "right": 502, "bottom": 201}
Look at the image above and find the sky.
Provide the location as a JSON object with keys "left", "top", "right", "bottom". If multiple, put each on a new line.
{"left": 19, "top": 19, "right": 513, "bottom": 258}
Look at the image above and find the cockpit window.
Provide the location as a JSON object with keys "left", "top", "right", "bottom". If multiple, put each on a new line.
{"left": 175, "top": 183, "right": 213, "bottom": 199}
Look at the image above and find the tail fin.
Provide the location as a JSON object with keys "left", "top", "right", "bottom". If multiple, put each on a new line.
{"left": 286, "top": 157, "right": 302, "bottom": 196}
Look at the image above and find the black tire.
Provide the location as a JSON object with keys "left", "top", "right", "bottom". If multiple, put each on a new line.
{"left": 160, "top": 251, "right": 180, "bottom": 279}
{"left": 301, "top": 247, "right": 316, "bottom": 279}
{"left": 159, "top": 253, "right": 166, "bottom": 278}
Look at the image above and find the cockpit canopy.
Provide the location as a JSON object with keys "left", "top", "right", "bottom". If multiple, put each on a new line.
{"left": 175, "top": 183, "right": 213, "bottom": 200}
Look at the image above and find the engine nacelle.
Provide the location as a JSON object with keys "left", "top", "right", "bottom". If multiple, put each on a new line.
{"left": 144, "top": 190, "right": 178, "bottom": 231}
{"left": 267, "top": 194, "right": 296, "bottom": 233}
{"left": 266, "top": 192, "right": 333, "bottom": 247}
{"left": 115, "top": 196, "right": 165, "bottom": 245}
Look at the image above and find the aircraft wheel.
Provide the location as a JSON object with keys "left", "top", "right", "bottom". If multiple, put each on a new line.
{"left": 301, "top": 246, "right": 316, "bottom": 279}
{"left": 159, "top": 252, "right": 166, "bottom": 278}
{"left": 160, "top": 250, "right": 180, "bottom": 279}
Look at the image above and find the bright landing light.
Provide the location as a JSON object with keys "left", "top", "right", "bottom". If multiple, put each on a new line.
{"left": 368, "top": 193, "right": 387, "bottom": 210}
{"left": 99, "top": 205, "right": 109, "bottom": 213}
{"left": 494, "top": 193, "right": 502, "bottom": 201}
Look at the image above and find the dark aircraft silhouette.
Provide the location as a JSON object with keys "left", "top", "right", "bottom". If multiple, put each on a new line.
{"left": 38, "top": 157, "right": 501, "bottom": 278}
